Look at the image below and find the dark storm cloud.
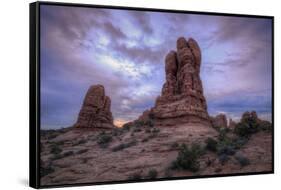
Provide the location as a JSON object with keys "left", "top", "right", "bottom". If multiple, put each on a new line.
{"left": 41, "top": 5, "right": 110, "bottom": 40}
{"left": 214, "top": 17, "right": 271, "bottom": 43}
{"left": 40, "top": 5, "right": 272, "bottom": 129}
{"left": 128, "top": 11, "right": 153, "bottom": 34}
{"left": 103, "top": 22, "right": 127, "bottom": 39}
{"left": 111, "top": 43, "right": 167, "bottom": 65}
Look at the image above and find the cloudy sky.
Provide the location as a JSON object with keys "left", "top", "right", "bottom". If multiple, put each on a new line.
{"left": 40, "top": 5, "right": 272, "bottom": 129}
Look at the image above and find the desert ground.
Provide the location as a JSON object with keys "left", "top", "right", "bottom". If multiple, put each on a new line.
{"left": 40, "top": 120, "right": 272, "bottom": 186}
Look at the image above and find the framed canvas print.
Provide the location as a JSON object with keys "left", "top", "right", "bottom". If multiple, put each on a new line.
{"left": 29, "top": 1, "right": 274, "bottom": 188}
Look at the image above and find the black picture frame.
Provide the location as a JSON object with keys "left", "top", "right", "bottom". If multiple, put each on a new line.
{"left": 29, "top": 1, "right": 274, "bottom": 189}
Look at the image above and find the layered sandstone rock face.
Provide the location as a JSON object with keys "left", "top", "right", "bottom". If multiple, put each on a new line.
{"left": 74, "top": 85, "right": 114, "bottom": 129}
{"left": 151, "top": 37, "right": 209, "bottom": 125}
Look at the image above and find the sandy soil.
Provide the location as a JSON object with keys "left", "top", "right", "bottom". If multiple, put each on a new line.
{"left": 40, "top": 123, "right": 272, "bottom": 186}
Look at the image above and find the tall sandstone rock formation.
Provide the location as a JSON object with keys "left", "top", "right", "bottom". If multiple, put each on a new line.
{"left": 75, "top": 85, "right": 115, "bottom": 129}
{"left": 150, "top": 37, "right": 210, "bottom": 125}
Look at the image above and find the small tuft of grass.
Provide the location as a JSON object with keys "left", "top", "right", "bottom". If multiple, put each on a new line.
{"left": 40, "top": 165, "right": 54, "bottom": 177}
{"left": 112, "top": 128, "right": 123, "bottom": 136}
{"left": 133, "top": 128, "right": 142, "bottom": 133}
{"left": 232, "top": 137, "right": 248, "bottom": 149}
{"left": 134, "top": 120, "right": 145, "bottom": 128}
{"left": 122, "top": 123, "right": 133, "bottom": 131}
{"left": 164, "top": 168, "right": 172, "bottom": 178}
{"left": 73, "top": 138, "right": 87, "bottom": 146}
{"left": 112, "top": 140, "right": 137, "bottom": 152}
{"left": 62, "top": 151, "right": 74, "bottom": 157}
{"left": 151, "top": 128, "right": 160, "bottom": 134}
{"left": 146, "top": 169, "right": 158, "bottom": 179}
{"left": 76, "top": 149, "right": 88, "bottom": 155}
{"left": 146, "top": 119, "right": 154, "bottom": 128}
{"left": 170, "top": 142, "right": 179, "bottom": 149}
{"left": 128, "top": 172, "right": 142, "bottom": 180}
{"left": 97, "top": 132, "right": 112, "bottom": 148}
{"left": 141, "top": 138, "right": 149, "bottom": 142}
{"left": 50, "top": 145, "right": 62, "bottom": 155}
{"left": 235, "top": 154, "right": 250, "bottom": 167}
{"left": 145, "top": 128, "right": 151, "bottom": 133}
{"left": 218, "top": 154, "right": 229, "bottom": 165}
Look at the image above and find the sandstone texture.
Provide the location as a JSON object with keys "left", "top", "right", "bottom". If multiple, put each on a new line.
{"left": 74, "top": 85, "right": 114, "bottom": 129}
{"left": 150, "top": 37, "right": 209, "bottom": 125}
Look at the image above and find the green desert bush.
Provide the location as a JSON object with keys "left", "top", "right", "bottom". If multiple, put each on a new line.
{"left": 97, "top": 132, "right": 112, "bottom": 148}
{"left": 62, "top": 151, "right": 74, "bottom": 157}
{"left": 40, "top": 165, "right": 54, "bottom": 177}
{"left": 134, "top": 120, "right": 145, "bottom": 128}
{"left": 235, "top": 118, "right": 272, "bottom": 137}
{"left": 218, "top": 154, "right": 229, "bottom": 165}
{"left": 218, "top": 128, "right": 229, "bottom": 141}
{"left": 217, "top": 144, "right": 235, "bottom": 156}
{"left": 147, "top": 169, "right": 158, "bottom": 179}
{"left": 151, "top": 127, "right": 160, "bottom": 134}
{"left": 234, "top": 122, "right": 254, "bottom": 137}
{"left": 259, "top": 120, "right": 272, "bottom": 131}
{"left": 112, "top": 128, "right": 123, "bottom": 136}
{"left": 171, "top": 142, "right": 179, "bottom": 149}
{"left": 232, "top": 137, "right": 248, "bottom": 149}
{"left": 205, "top": 137, "right": 218, "bottom": 152}
{"left": 50, "top": 145, "right": 62, "bottom": 155}
{"left": 122, "top": 123, "right": 133, "bottom": 131}
{"left": 216, "top": 130, "right": 236, "bottom": 156}
{"left": 206, "top": 133, "right": 248, "bottom": 158}
{"left": 128, "top": 172, "right": 142, "bottom": 180}
{"left": 133, "top": 127, "right": 142, "bottom": 133}
{"left": 146, "top": 119, "right": 154, "bottom": 128}
{"left": 73, "top": 138, "right": 87, "bottom": 146}
{"left": 234, "top": 111, "right": 270, "bottom": 137}
{"left": 235, "top": 154, "right": 250, "bottom": 167}
{"left": 171, "top": 143, "right": 203, "bottom": 172}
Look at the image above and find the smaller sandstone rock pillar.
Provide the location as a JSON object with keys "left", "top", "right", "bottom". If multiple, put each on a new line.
{"left": 74, "top": 84, "right": 114, "bottom": 129}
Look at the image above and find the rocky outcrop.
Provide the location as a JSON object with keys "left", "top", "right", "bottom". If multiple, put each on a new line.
{"left": 241, "top": 111, "right": 259, "bottom": 123}
{"left": 229, "top": 118, "right": 236, "bottom": 128}
{"left": 74, "top": 85, "right": 115, "bottom": 129}
{"left": 150, "top": 37, "right": 210, "bottom": 125}
{"left": 210, "top": 114, "right": 228, "bottom": 128}
{"left": 137, "top": 109, "right": 152, "bottom": 122}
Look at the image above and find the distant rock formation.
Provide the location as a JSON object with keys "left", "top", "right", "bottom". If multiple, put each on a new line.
{"left": 210, "top": 114, "right": 228, "bottom": 128}
{"left": 149, "top": 37, "right": 210, "bottom": 125}
{"left": 74, "top": 85, "right": 115, "bottom": 129}
{"left": 228, "top": 118, "right": 236, "bottom": 128}
{"left": 241, "top": 111, "right": 259, "bottom": 123}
